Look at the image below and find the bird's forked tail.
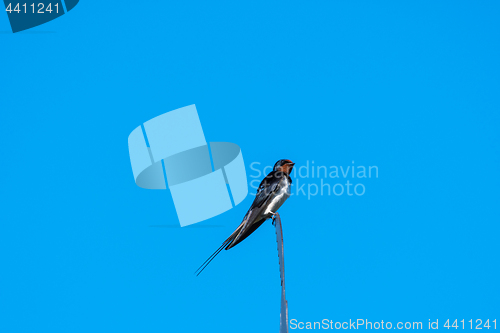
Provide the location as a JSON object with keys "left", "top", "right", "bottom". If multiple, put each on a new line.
{"left": 194, "top": 225, "right": 243, "bottom": 276}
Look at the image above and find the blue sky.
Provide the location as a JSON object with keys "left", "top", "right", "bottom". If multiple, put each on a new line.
{"left": 1, "top": 1, "right": 499, "bottom": 332}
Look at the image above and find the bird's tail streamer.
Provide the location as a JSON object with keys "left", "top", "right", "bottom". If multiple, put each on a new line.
{"left": 194, "top": 224, "right": 244, "bottom": 276}
{"left": 195, "top": 214, "right": 251, "bottom": 276}
{"left": 195, "top": 238, "right": 232, "bottom": 276}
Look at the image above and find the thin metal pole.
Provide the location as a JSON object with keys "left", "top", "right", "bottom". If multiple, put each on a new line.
{"left": 274, "top": 213, "right": 289, "bottom": 333}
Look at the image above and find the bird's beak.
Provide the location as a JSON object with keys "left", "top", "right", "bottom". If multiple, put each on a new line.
{"left": 289, "top": 162, "right": 295, "bottom": 166}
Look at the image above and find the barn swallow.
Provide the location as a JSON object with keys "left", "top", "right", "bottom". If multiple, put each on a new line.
{"left": 195, "top": 159, "right": 295, "bottom": 276}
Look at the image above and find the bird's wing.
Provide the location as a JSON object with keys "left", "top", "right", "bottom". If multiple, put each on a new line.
{"left": 195, "top": 172, "right": 283, "bottom": 275}
{"left": 250, "top": 172, "right": 281, "bottom": 209}
{"left": 226, "top": 173, "right": 283, "bottom": 249}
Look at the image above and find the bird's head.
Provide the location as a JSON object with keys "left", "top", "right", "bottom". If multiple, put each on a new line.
{"left": 273, "top": 159, "right": 295, "bottom": 175}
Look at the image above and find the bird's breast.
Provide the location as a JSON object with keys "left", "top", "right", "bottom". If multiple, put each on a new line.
{"left": 263, "top": 178, "right": 291, "bottom": 216}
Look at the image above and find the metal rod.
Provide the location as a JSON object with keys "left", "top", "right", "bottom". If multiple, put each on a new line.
{"left": 274, "top": 213, "right": 289, "bottom": 333}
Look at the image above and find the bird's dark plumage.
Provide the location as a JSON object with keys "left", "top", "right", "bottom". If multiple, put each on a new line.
{"left": 195, "top": 159, "right": 294, "bottom": 276}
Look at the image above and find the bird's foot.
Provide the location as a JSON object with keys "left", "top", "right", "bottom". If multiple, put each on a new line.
{"left": 271, "top": 212, "right": 277, "bottom": 225}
